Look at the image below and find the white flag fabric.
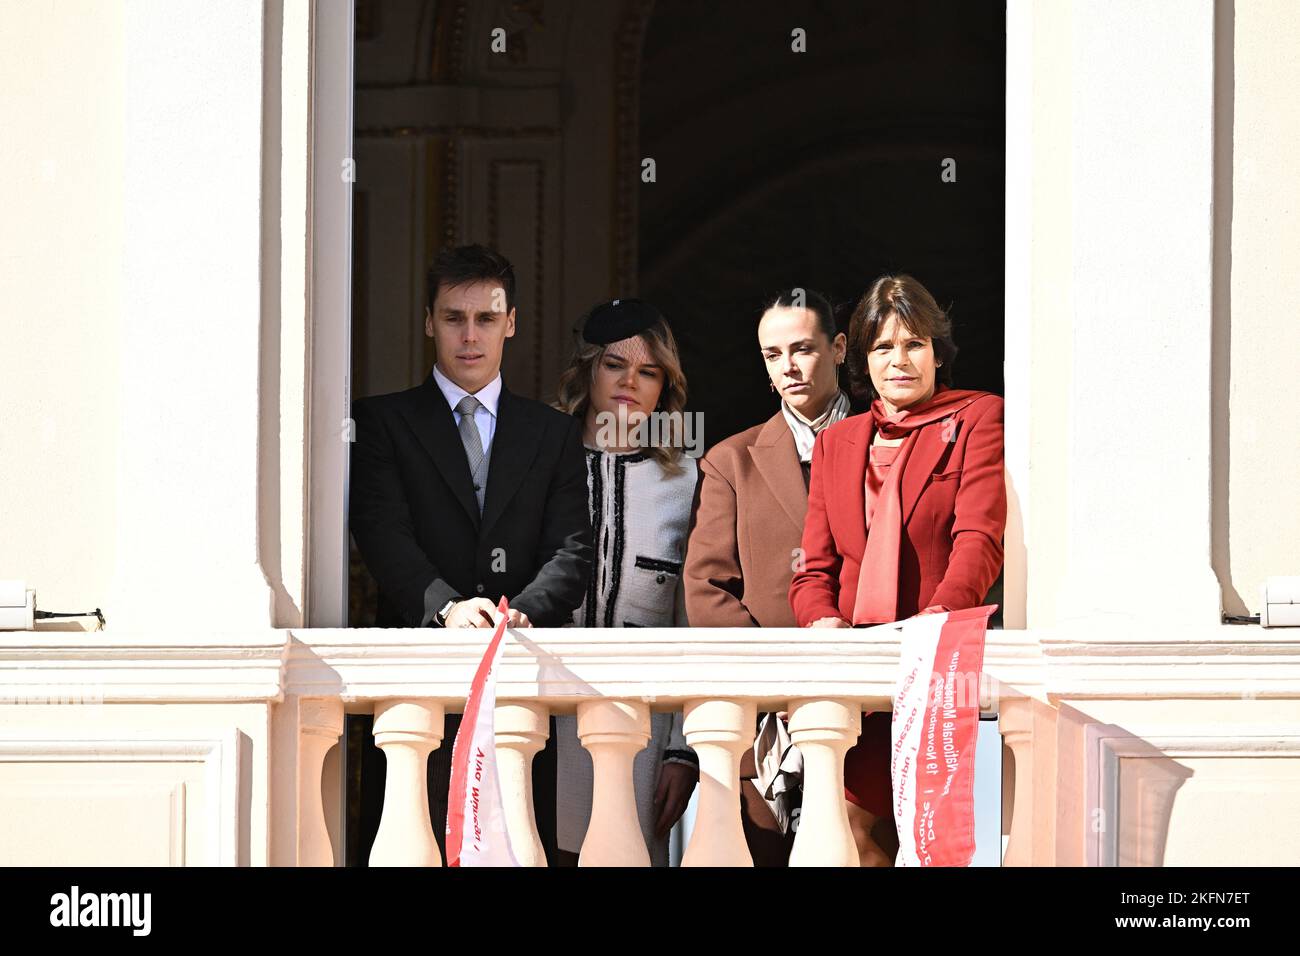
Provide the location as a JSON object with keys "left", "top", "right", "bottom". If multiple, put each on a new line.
{"left": 445, "top": 596, "right": 520, "bottom": 867}
{"left": 891, "top": 604, "right": 995, "bottom": 867}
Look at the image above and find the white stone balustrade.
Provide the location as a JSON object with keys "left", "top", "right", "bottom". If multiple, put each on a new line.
{"left": 787, "top": 699, "right": 862, "bottom": 867}
{"left": 368, "top": 699, "right": 444, "bottom": 867}
{"left": 681, "top": 698, "right": 756, "bottom": 866}
{"left": 296, "top": 696, "right": 344, "bottom": 867}
{"left": 4, "top": 623, "right": 1300, "bottom": 866}
{"left": 576, "top": 699, "right": 652, "bottom": 866}
{"left": 495, "top": 701, "right": 550, "bottom": 867}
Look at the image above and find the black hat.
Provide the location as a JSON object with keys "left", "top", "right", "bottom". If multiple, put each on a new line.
{"left": 579, "top": 298, "right": 666, "bottom": 345}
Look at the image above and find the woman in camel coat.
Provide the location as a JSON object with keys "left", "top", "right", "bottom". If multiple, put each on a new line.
{"left": 685, "top": 288, "right": 855, "bottom": 864}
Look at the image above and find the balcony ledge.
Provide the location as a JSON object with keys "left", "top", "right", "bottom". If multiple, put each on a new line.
{"left": 1, "top": 623, "right": 1296, "bottom": 707}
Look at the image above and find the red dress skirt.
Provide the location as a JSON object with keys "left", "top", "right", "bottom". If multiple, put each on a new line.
{"left": 844, "top": 711, "right": 893, "bottom": 815}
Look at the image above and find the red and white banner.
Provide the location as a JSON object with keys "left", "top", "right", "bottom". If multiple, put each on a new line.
{"left": 891, "top": 604, "right": 996, "bottom": 867}
{"left": 445, "top": 596, "right": 520, "bottom": 867}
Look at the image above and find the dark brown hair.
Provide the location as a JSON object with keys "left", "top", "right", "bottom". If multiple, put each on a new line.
{"left": 760, "top": 287, "right": 839, "bottom": 343}
{"left": 845, "top": 274, "right": 958, "bottom": 402}
{"left": 426, "top": 244, "right": 516, "bottom": 313}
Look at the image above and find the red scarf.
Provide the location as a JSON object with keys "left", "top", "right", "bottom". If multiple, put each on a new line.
{"left": 851, "top": 384, "right": 986, "bottom": 625}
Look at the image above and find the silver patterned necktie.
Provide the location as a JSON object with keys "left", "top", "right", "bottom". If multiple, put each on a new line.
{"left": 455, "top": 394, "right": 487, "bottom": 513}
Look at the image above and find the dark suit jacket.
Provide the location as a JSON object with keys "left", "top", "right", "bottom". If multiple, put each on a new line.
{"left": 684, "top": 412, "right": 805, "bottom": 628}
{"left": 789, "top": 393, "right": 1005, "bottom": 625}
{"left": 348, "top": 375, "right": 593, "bottom": 628}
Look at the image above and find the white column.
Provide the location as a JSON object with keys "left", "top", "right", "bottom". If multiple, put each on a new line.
{"left": 369, "top": 699, "right": 444, "bottom": 867}
{"left": 115, "top": 0, "right": 272, "bottom": 630}
{"left": 681, "top": 699, "right": 755, "bottom": 867}
{"left": 577, "top": 699, "right": 651, "bottom": 867}
{"left": 297, "top": 697, "right": 344, "bottom": 867}
{"left": 1059, "top": 0, "right": 1220, "bottom": 627}
{"left": 306, "top": 0, "right": 354, "bottom": 626}
{"left": 787, "top": 699, "right": 860, "bottom": 867}
{"left": 1003, "top": 0, "right": 1033, "bottom": 630}
{"left": 495, "top": 701, "right": 549, "bottom": 867}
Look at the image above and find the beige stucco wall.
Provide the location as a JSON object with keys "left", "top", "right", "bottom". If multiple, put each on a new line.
{"left": 1017, "top": 0, "right": 1222, "bottom": 631}
{"left": 0, "top": 700, "right": 271, "bottom": 865}
{"left": 1014, "top": 0, "right": 1299, "bottom": 628}
{"left": 0, "top": 0, "right": 304, "bottom": 632}
{"left": 1224, "top": 0, "right": 1300, "bottom": 616}
{"left": 1, "top": 0, "right": 1294, "bottom": 632}
{"left": 0, "top": 0, "right": 1298, "bottom": 871}
{"left": 0, "top": 2, "right": 124, "bottom": 615}
{"left": 1019, "top": 0, "right": 1074, "bottom": 630}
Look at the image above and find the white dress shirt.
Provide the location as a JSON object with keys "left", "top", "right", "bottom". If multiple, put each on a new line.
{"left": 431, "top": 364, "right": 501, "bottom": 455}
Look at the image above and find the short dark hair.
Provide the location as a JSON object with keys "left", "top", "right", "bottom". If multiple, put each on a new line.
{"left": 425, "top": 244, "right": 516, "bottom": 314}
{"left": 846, "top": 275, "right": 958, "bottom": 402}
{"left": 760, "top": 287, "right": 840, "bottom": 343}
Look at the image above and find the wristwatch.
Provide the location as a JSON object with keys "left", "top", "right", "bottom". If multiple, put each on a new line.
{"left": 435, "top": 597, "right": 462, "bottom": 627}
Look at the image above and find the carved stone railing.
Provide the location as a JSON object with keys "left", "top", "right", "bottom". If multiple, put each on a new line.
{"left": 6, "top": 622, "right": 1297, "bottom": 866}
{"left": 282, "top": 623, "right": 1022, "bottom": 867}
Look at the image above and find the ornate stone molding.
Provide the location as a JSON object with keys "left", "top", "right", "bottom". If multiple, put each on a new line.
{"left": 0, "top": 732, "right": 243, "bottom": 865}
{"left": 0, "top": 632, "right": 287, "bottom": 702}
{"left": 1089, "top": 725, "right": 1300, "bottom": 865}
{"left": 5, "top": 626, "right": 1297, "bottom": 706}
{"left": 612, "top": 0, "right": 655, "bottom": 295}
{"left": 430, "top": 0, "right": 469, "bottom": 84}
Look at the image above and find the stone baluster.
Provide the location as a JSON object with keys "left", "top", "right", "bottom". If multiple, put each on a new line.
{"left": 577, "top": 699, "right": 651, "bottom": 866}
{"left": 369, "top": 699, "right": 445, "bottom": 867}
{"left": 787, "top": 698, "right": 861, "bottom": 867}
{"left": 495, "top": 701, "right": 550, "bottom": 867}
{"left": 681, "top": 698, "right": 755, "bottom": 867}
{"left": 998, "top": 695, "right": 1034, "bottom": 866}
{"left": 298, "top": 696, "right": 344, "bottom": 867}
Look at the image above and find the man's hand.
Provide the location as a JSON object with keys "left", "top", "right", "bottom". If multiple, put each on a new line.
{"left": 444, "top": 598, "right": 497, "bottom": 628}
{"left": 810, "top": 616, "right": 850, "bottom": 628}
{"left": 652, "top": 762, "right": 698, "bottom": 839}
{"left": 505, "top": 607, "right": 532, "bottom": 628}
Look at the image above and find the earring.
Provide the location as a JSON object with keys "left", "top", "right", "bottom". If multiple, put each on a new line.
{"left": 770, "top": 382, "right": 776, "bottom": 392}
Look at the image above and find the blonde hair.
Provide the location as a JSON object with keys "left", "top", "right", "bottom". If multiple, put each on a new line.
{"left": 555, "top": 317, "right": 689, "bottom": 475}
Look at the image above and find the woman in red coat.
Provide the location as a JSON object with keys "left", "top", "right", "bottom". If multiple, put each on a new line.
{"left": 788, "top": 274, "right": 1005, "bottom": 866}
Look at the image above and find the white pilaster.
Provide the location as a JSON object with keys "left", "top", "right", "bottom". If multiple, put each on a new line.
{"left": 1062, "top": 0, "right": 1221, "bottom": 628}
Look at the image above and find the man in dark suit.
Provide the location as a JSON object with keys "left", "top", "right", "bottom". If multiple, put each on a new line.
{"left": 349, "top": 244, "right": 592, "bottom": 863}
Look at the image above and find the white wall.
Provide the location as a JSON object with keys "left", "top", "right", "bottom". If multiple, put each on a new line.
{"left": 3, "top": 0, "right": 1299, "bottom": 635}
{"left": 0, "top": 1, "right": 125, "bottom": 618}
{"left": 0, "top": 1, "right": 284, "bottom": 632}
{"left": 1225, "top": 0, "right": 1300, "bottom": 615}
{"left": 1015, "top": 0, "right": 1223, "bottom": 631}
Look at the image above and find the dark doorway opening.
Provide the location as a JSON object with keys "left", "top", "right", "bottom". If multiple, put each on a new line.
{"left": 344, "top": 0, "right": 1005, "bottom": 866}
{"left": 638, "top": 0, "right": 1005, "bottom": 445}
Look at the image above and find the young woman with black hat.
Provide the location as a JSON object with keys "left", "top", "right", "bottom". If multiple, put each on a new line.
{"left": 551, "top": 298, "right": 700, "bottom": 867}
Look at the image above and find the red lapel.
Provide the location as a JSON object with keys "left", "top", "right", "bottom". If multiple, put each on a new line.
{"left": 901, "top": 412, "right": 960, "bottom": 526}
{"left": 832, "top": 416, "right": 871, "bottom": 552}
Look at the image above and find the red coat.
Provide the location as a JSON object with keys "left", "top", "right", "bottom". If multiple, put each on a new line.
{"left": 789, "top": 392, "right": 1005, "bottom": 626}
